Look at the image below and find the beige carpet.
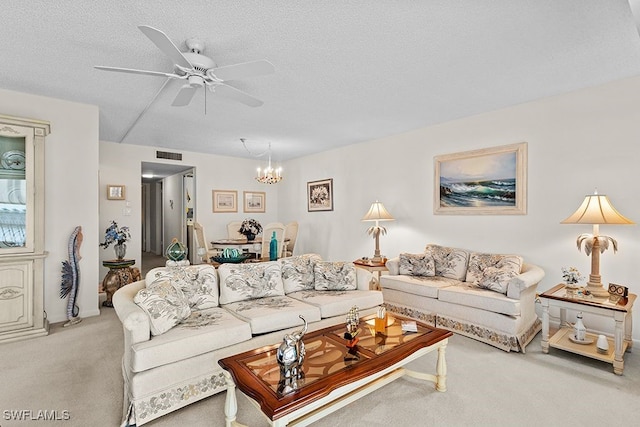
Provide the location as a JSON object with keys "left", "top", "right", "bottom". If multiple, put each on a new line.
{"left": 1, "top": 308, "right": 638, "bottom": 427}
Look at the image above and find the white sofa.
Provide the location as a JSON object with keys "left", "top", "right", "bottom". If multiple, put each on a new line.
{"left": 380, "top": 244, "right": 544, "bottom": 353}
{"left": 112, "top": 254, "right": 383, "bottom": 426}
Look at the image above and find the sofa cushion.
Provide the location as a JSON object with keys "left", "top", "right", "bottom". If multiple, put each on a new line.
{"left": 399, "top": 253, "right": 435, "bottom": 277}
{"left": 129, "top": 307, "right": 252, "bottom": 372}
{"left": 133, "top": 280, "right": 192, "bottom": 336}
{"left": 465, "top": 252, "right": 523, "bottom": 294}
{"left": 314, "top": 261, "right": 357, "bottom": 291}
{"left": 280, "top": 253, "right": 323, "bottom": 293}
{"left": 288, "top": 290, "right": 383, "bottom": 318}
{"left": 424, "top": 244, "right": 470, "bottom": 281}
{"left": 380, "top": 274, "right": 461, "bottom": 299}
{"left": 145, "top": 264, "right": 219, "bottom": 310}
{"left": 218, "top": 261, "right": 285, "bottom": 305}
{"left": 221, "top": 296, "right": 321, "bottom": 334}
{"left": 437, "top": 284, "right": 521, "bottom": 316}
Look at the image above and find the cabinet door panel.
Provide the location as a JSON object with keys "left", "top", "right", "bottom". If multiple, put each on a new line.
{"left": 0, "top": 261, "right": 33, "bottom": 331}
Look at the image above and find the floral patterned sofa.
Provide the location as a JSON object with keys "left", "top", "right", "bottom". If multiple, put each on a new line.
{"left": 380, "top": 244, "right": 544, "bottom": 353}
{"left": 112, "top": 254, "right": 382, "bottom": 426}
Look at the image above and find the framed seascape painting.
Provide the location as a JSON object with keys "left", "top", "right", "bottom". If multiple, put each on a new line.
{"left": 434, "top": 142, "right": 527, "bottom": 215}
{"left": 243, "top": 191, "right": 265, "bottom": 213}
{"left": 212, "top": 190, "right": 238, "bottom": 213}
{"left": 307, "top": 178, "right": 333, "bottom": 212}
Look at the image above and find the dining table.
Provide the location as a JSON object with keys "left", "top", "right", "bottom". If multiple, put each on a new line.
{"left": 211, "top": 237, "right": 291, "bottom": 258}
{"left": 211, "top": 238, "right": 264, "bottom": 255}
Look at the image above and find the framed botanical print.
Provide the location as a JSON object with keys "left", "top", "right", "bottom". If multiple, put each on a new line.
{"left": 307, "top": 178, "right": 333, "bottom": 212}
{"left": 212, "top": 190, "right": 238, "bottom": 213}
{"left": 243, "top": 191, "right": 266, "bottom": 213}
{"left": 434, "top": 142, "right": 527, "bottom": 215}
{"left": 107, "top": 185, "right": 125, "bottom": 200}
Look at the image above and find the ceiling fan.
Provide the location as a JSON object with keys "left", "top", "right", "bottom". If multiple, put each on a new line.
{"left": 95, "top": 25, "right": 275, "bottom": 140}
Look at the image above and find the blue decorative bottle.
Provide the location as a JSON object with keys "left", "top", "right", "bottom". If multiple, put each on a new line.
{"left": 269, "top": 231, "right": 278, "bottom": 261}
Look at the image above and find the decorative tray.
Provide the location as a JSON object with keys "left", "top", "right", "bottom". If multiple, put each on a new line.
{"left": 212, "top": 254, "right": 252, "bottom": 264}
{"left": 568, "top": 335, "right": 594, "bottom": 345}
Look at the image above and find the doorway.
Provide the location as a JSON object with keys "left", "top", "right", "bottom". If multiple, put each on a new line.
{"left": 141, "top": 162, "right": 195, "bottom": 275}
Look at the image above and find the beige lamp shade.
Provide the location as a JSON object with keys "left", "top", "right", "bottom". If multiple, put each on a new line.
{"left": 561, "top": 193, "right": 634, "bottom": 225}
{"left": 362, "top": 201, "right": 394, "bottom": 222}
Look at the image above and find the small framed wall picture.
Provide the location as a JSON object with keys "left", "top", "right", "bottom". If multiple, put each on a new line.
{"left": 307, "top": 178, "right": 333, "bottom": 212}
{"left": 107, "top": 185, "right": 125, "bottom": 200}
{"left": 243, "top": 191, "right": 266, "bottom": 213}
{"left": 212, "top": 190, "right": 238, "bottom": 213}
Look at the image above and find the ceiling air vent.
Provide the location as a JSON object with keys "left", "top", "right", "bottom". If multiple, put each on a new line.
{"left": 156, "top": 151, "right": 182, "bottom": 161}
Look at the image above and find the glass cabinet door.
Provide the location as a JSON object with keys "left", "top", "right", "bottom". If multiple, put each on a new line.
{"left": 0, "top": 124, "right": 34, "bottom": 254}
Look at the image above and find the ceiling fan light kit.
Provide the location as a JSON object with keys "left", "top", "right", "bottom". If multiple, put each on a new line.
{"left": 94, "top": 25, "right": 275, "bottom": 141}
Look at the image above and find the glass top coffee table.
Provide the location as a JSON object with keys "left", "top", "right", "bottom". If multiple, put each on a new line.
{"left": 218, "top": 314, "right": 452, "bottom": 426}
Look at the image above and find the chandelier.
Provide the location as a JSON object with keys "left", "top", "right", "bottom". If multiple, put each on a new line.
{"left": 240, "top": 139, "right": 281, "bottom": 184}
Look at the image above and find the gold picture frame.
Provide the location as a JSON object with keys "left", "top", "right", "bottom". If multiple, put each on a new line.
{"left": 212, "top": 190, "right": 238, "bottom": 213}
{"left": 434, "top": 142, "right": 527, "bottom": 215}
{"left": 243, "top": 191, "right": 266, "bottom": 213}
{"left": 107, "top": 184, "right": 125, "bottom": 200}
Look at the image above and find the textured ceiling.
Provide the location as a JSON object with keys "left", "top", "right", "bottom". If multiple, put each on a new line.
{"left": 2, "top": 1, "right": 640, "bottom": 162}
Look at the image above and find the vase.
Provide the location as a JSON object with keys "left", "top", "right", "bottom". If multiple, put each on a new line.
{"left": 166, "top": 238, "right": 187, "bottom": 261}
{"left": 246, "top": 233, "right": 256, "bottom": 241}
{"left": 114, "top": 243, "right": 126, "bottom": 260}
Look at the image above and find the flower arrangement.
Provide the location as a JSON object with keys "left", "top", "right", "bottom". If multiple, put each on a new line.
{"left": 238, "top": 218, "right": 262, "bottom": 236}
{"left": 99, "top": 221, "right": 131, "bottom": 249}
{"left": 561, "top": 266, "right": 583, "bottom": 285}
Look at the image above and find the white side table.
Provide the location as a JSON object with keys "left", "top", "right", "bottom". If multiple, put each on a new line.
{"left": 539, "top": 284, "right": 635, "bottom": 375}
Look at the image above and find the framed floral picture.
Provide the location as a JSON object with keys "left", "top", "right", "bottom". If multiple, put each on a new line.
{"left": 243, "top": 191, "right": 266, "bottom": 213}
{"left": 107, "top": 184, "right": 125, "bottom": 200}
{"left": 434, "top": 142, "right": 527, "bottom": 215}
{"left": 307, "top": 178, "right": 333, "bottom": 212}
{"left": 212, "top": 190, "right": 238, "bottom": 213}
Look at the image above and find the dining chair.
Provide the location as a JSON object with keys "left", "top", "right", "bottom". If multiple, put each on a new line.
{"left": 260, "top": 222, "right": 286, "bottom": 259}
{"left": 227, "top": 221, "right": 244, "bottom": 239}
{"left": 193, "top": 222, "right": 218, "bottom": 263}
{"left": 283, "top": 221, "right": 299, "bottom": 257}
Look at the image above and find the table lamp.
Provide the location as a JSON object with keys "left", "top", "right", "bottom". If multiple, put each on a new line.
{"left": 561, "top": 190, "right": 634, "bottom": 297}
{"left": 362, "top": 200, "right": 394, "bottom": 263}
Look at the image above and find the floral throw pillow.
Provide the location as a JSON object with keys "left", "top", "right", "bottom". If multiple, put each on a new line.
{"left": 424, "top": 244, "right": 470, "bottom": 281}
{"left": 146, "top": 265, "right": 219, "bottom": 310}
{"left": 134, "top": 280, "right": 191, "bottom": 336}
{"left": 466, "top": 252, "right": 523, "bottom": 294}
{"left": 218, "top": 261, "right": 285, "bottom": 305}
{"left": 398, "top": 253, "right": 435, "bottom": 277}
{"left": 280, "top": 254, "right": 323, "bottom": 293}
{"left": 313, "top": 261, "right": 357, "bottom": 291}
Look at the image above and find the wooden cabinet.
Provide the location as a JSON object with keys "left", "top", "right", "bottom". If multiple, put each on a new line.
{"left": 0, "top": 114, "right": 50, "bottom": 343}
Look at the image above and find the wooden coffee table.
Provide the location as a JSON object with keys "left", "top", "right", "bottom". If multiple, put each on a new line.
{"left": 218, "top": 314, "right": 452, "bottom": 426}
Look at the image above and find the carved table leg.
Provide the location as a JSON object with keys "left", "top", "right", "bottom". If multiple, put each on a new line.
{"left": 541, "top": 300, "right": 550, "bottom": 353}
{"left": 223, "top": 370, "right": 247, "bottom": 427}
{"left": 435, "top": 339, "right": 448, "bottom": 392}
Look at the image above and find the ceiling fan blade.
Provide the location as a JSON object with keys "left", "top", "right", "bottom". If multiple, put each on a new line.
{"left": 138, "top": 25, "right": 193, "bottom": 69}
{"left": 211, "top": 84, "right": 263, "bottom": 107}
{"left": 94, "top": 65, "right": 179, "bottom": 79}
{"left": 120, "top": 78, "right": 172, "bottom": 143}
{"left": 172, "top": 84, "right": 198, "bottom": 107}
{"left": 208, "top": 60, "right": 275, "bottom": 81}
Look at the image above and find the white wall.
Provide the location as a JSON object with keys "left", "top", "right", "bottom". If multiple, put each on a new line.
{"left": 0, "top": 88, "right": 100, "bottom": 323}
{"left": 278, "top": 75, "right": 640, "bottom": 339}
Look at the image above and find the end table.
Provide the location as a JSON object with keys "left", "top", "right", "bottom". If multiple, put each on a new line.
{"left": 102, "top": 259, "right": 140, "bottom": 307}
{"left": 353, "top": 259, "right": 388, "bottom": 290}
{"left": 539, "top": 284, "right": 635, "bottom": 375}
